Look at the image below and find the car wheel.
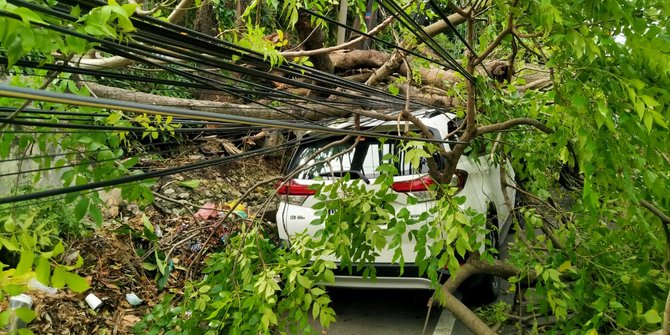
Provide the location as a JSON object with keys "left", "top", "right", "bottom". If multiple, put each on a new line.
{"left": 461, "top": 208, "right": 501, "bottom": 305}
{"left": 513, "top": 194, "right": 526, "bottom": 231}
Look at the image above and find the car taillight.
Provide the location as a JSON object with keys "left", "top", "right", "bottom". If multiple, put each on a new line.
{"left": 276, "top": 179, "right": 315, "bottom": 205}
{"left": 392, "top": 175, "right": 434, "bottom": 192}
{"left": 392, "top": 175, "right": 435, "bottom": 202}
{"left": 391, "top": 170, "right": 468, "bottom": 202}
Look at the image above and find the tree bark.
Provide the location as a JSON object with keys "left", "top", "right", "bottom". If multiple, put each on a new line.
{"left": 365, "top": 11, "right": 468, "bottom": 86}
{"left": 437, "top": 257, "right": 537, "bottom": 335}
{"left": 296, "top": 10, "right": 334, "bottom": 98}
{"left": 85, "top": 82, "right": 351, "bottom": 120}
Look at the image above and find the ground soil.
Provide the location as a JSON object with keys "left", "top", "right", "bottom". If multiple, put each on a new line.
{"left": 3, "top": 152, "right": 285, "bottom": 334}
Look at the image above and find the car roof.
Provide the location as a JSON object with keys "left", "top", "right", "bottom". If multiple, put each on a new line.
{"left": 322, "top": 108, "right": 456, "bottom": 131}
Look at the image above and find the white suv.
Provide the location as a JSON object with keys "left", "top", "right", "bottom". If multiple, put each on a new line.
{"left": 276, "top": 110, "right": 515, "bottom": 292}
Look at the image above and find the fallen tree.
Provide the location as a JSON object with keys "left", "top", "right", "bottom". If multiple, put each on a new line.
{"left": 1, "top": 0, "right": 669, "bottom": 334}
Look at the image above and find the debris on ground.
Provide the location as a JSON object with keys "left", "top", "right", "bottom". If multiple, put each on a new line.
{"left": 10, "top": 155, "right": 284, "bottom": 334}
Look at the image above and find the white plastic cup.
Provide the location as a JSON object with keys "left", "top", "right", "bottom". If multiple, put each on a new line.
{"left": 85, "top": 293, "right": 103, "bottom": 310}
{"left": 7, "top": 294, "right": 33, "bottom": 331}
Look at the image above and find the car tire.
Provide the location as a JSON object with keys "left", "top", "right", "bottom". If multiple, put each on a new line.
{"left": 513, "top": 193, "right": 526, "bottom": 231}
{"left": 460, "top": 207, "right": 501, "bottom": 306}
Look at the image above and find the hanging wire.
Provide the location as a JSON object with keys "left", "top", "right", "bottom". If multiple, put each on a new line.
{"left": 300, "top": 8, "right": 455, "bottom": 70}
{"left": 0, "top": 85, "right": 466, "bottom": 145}
{"left": 0, "top": 135, "right": 318, "bottom": 205}
{"left": 425, "top": 0, "right": 491, "bottom": 78}
{"left": 375, "top": 0, "right": 475, "bottom": 83}
{"left": 5, "top": 0, "right": 443, "bottom": 115}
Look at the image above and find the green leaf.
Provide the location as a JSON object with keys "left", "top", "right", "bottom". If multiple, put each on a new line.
{"left": 52, "top": 241, "right": 65, "bottom": 258}
{"left": 3, "top": 216, "right": 16, "bottom": 232}
{"left": 142, "top": 262, "right": 157, "bottom": 271}
{"left": 312, "top": 302, "right": 320, "bottom": 319}
{"left": 74, "top": 197, "right": 90, "bottom": 221}
{"left": 13, "top": 7, "right": 47, "bottom": 24}
{"left": 0, "top": 311, "right": 10, "bottom": 328}
{"left": 106, "top": 112, "right": 122, "bottom": 124}
{"left": 557, "top": 260, "right": 572, "bottom": 272}
{"left": 51, "top": 266, "right": 66, "bottom": 288}
{"left": 64, "top": 272, "right": 90, "bottom": 292}
{"left": 323, "top": 269, "right": 335, "bottom": 283}
{"left": 14, "top": 307, "right": 36, "bottom": 323}
{"left": 297, "top": 275, "right": 312, "bottom": 288}
{"left": 0, "top": 237, "right": 20, "bottom": 251}
{"left": 179, "top": 180, "right": 201, "bottom": 189}
{"left": 642, "top": 309, "right": 662, "bottom": 324}
{"left": 16, "top": 249, "right": 35, "bottom": 275}
{"left": 35, "top": 256, "right": 50, "bottom": 285}
{"left": 388, "top": 84, "right": 399, "bottom": 96}
{"left": 89, "top": 205, "right": 103, "bottom": 226}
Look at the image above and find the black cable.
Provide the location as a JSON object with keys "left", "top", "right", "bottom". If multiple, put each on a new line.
{"left": 0, "top": 147, "right": 188, "bottom": 178}
{"left": 1, "top": 0, "right": 401, "bottom": 105}
{"left": 301, "top": 8, "right": 454, "bottom": 70}
{"left": 0, "top": 14, "right": 354, "bottom": 123}
{"left": 0, "top": 181, "right": 145, "bottom": 213}
{"left": 425, "top": 0, "right": 491, "bottom": 78}
{"left": 0, "top": 135, "right": 316, "bottom": 204}
{"left": 0, "top": 117, "right": 265, "bottom": 134}
{"left": 0, "top": 85, "right": 466, "bottom": 145}
{"left": 426, "top": 0, "right": 478, "bottom": 58}
{"left": 21, "top": 0, "right": 416, "bottom": 109}
{"left": 1, "top": 1, "right": 432, "bottom": 118}
{"left": 376, "top": 0, "right": 475, "bottom": 83}
{"left": 0, "top": 106, "right": 109, "bottom": 117}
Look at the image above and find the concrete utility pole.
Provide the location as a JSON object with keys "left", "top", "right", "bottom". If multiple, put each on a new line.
{"left": 336, "top": 0, "right": 348, "bottom": 45}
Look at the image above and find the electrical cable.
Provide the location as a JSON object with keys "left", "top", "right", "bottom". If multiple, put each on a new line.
{"left": 14, "top": 0, "right": 418, "bottom": 109}
{"left": 0, "top": 135, "right": 318, "bottom": 204}
{"left": 0, "top": 117, "right": 266, "bottom": 134}
{"left": 376, "top": 0, "right": 475, "bottom": 82}
{"left": 0, "top": 1, "right": 436, "bottom": 120}
{"left": 425, "top": 0, "right": 491, "bottom": 78}
{"left": 300, "top": 8, "right": 454, "bottom": 70}
{"left": 0, "top": 85, "right": 466, "bottom": 145}
{"left": 0, "top": 147, "right": 188, "bottom": 178}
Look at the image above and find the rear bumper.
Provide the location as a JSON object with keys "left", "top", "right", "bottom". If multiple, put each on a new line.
{"left": 326, "top": 264, "right": 443, "bottom": 290}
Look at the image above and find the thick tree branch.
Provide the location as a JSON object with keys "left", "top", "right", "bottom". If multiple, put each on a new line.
{"left": 83, "top": 82, "right": 402, "bottom": 122}
{"left": 166, "top": 0, "right": 195, "bottom": 23}
{"left": 641, "top": 200, "right": 670, "bottom": 224}
{"left": 443, "top": 291, "right": 496, "bottom": 335}
{"left": 640, "top": 202, "right": 670, "bottom": 335}
{"left": 437, "top": 257, "right": 537, "bottom": 335}
{"left": 477, "top": 117, "right": 553, "bottom": 136}
{"left": 473, "top": 27, "right": 512, "bottom": 66}
{"left": 84, "top": 82, "right": 350, "bottom": 120}
{"left": 78, "top": 0, "right": 195, "bottom": 68}
{"left": 365, "top": 10, "right": 468, "bottom": 86}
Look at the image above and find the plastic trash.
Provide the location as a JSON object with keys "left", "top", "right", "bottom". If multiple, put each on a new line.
{"left": 27, "top": 278, "right": 58, "bottom": 294}
{"left": 190, "top": 242, "right": 202, "bottom": 252}
{"left": 125, "top": 293, "right": 143, "bottom": 306}
{"left": 154, "top": 224, "right": 163, "bottom": 238}
{"left": 85, "top": 293, "right": 103, "bottom": 310}
{"left": 7, "top": 294, "right": 33, "bottom": 331}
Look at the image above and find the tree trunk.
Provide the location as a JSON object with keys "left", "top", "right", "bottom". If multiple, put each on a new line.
{"left": 365, "top": 11, "right": 467, "bottom": 86}
{"left": 193, "top": 0, "right": 231, "bottom": 102}
{"left": 336, "top": 0, "right": 348, "bottom": 45}
{"left": 295, "top": 10, "right": 335, "bottom": 98}
{"left": 84, "top": 83, "right": 351, "bottom": 120}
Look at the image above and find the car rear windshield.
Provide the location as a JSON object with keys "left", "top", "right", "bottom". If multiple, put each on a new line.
{"left": 289, "top": 137, "right": 431, "bottom": 180}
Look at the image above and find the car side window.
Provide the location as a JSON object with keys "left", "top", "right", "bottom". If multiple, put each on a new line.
{"left": 293, "top": 138, "right": 431, "bottom": 179}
